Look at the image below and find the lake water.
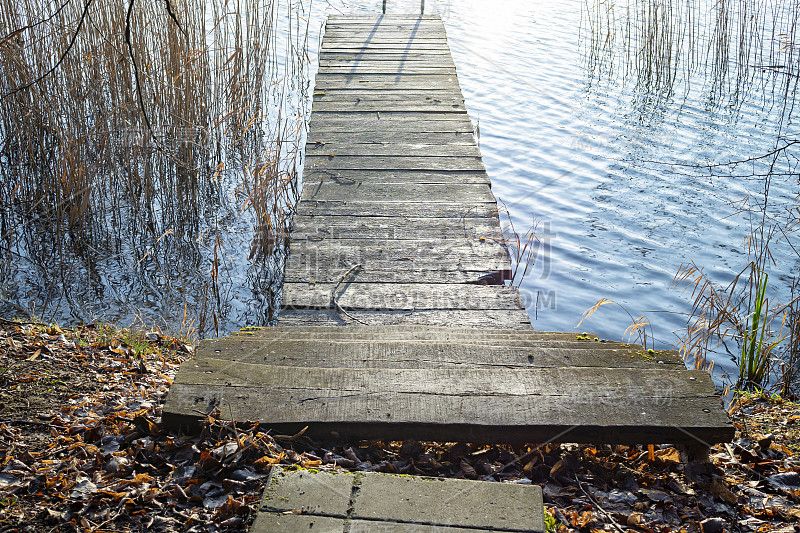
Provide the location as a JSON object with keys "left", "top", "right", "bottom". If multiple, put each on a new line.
{"left": 1, "top": 0, "right": 797, "bottom": 386}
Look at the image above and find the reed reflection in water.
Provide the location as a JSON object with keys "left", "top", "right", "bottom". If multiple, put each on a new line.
{"left": 582, "top": 0, "right": 800, "bottom": 382}
{"left": 0, "top": 0, "right": 311, "bottom": 338}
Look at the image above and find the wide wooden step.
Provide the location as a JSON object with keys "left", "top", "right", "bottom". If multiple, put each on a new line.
{"left": 163, "top": 358, "right": 731, "bottom": 445}
{"left": 162, "top": 326, "right": 734, "bottom": 446}
{"left": 198, "top": 338, "right": 685, "bottom": 369}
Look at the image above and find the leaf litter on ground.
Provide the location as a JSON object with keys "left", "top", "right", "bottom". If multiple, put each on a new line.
{"left": 1, "top": 319, "right": 799, "bottom": 532}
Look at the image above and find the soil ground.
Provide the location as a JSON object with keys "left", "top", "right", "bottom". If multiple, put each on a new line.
{"left": 0, "top": 318, "right": 799, "bottom": 532}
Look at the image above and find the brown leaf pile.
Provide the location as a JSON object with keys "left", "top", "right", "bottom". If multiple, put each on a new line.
{"left": 1, "top": 319, "right": 799, "bottom": 532}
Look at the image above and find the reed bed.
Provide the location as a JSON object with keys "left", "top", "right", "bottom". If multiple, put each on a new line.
{"left": 582, "top": 0, "right": 800, "bottom": 110}
{"left": 0, "top": 0, "right": 309, "bottom": 337}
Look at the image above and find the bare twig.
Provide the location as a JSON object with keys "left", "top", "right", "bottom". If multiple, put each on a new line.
{"left": 1, "top": 0, "right": 95, "bottom": 100}
{"left": 330, "top": 264, "right": 367, "bottom": 325}
{"left": 575, "top": 475, "right": 626, "bottom": 533}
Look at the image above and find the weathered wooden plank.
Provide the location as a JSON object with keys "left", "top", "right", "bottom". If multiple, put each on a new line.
{"left": 324, "top": 22, "right": 446, "bottom": 27}
{"left": 322, "top": 37, "right": 449, "bottom": 44}
{"left": 287, "top": 266, "right": 507, "bottom": 284}
{"left": 315, "top": 80, "right": 460, "bottom": 90}
{"left": 317, "top": 67, "right": 458, "bottom": 75}
{"left": 312, "top": 91, "right": 463, "bottom": 102}
{"left": 305, "top": 143, "right": 479, "bottom": 158}
{"left": 291, "top": 215, "right": 502, "bottom": 241}
{"left": 311, "top": 101, "right": 465, "bottom": 113}
{"left": 319, "top": 53, "right": 455, "bottom": 61}
{"left": 309, "top": 118, "right": 474, "bottom": 134}
{"left": 315, "top": 73, "right": 457, "bottom": 79}
{"left": 315, "top": 74, "right": 458, "bottom": 84}
{"left": 233, "top": 325, "right": 598, "bottom": 341}
{"left": 320, "top": 41, "right": 449, "bottom": 48}
{"left": 325, "top": 15, "right": 443, "bottom": 20}
{"left": 295, "top": 201, "right": 499, "bottom": 218}
{"left": 289, "top": 237, "right": 506, "bottom": 260}
{"left": 282, "top": 283, "right": 524, "bottom": 310}
{"left": 319, "top": 49, "right": 453, "bottom": 56}
{"left": 323, "top": 31, "right": 447, "bottom": 36}
{"left": 300, "top": 182, "right": 493, "bottom": 202}
{"left": 324, "top": 23, "right": 447, "bottom": 29}
{"left": 234, "top": 325, "right": 591, "bottom": 340}
{"left": 197, "top": 339, "right": 683, "bottom": 369}
{"left": 310, "top": 110, "right": 472, "bottom": 119}
{"left": 318, "top": 60, "right": 456, "bottom": 68}
{"left": 307, "top": 131, "right": 475, "bottom": 145}
{"left": 313, "top": 88, "right": 461, "bottom": 96}
{"left": 286, "top": 242, "right": 510, "bottom": 283}
{"left": 302, "top": 169, "right": 487, "bottom": 184}
{"left": 276, "top": 309, "right": 532, "bottom": 329}
{"left": 162, "top": 362, "right": 734, "bottom": 444}
{"left": 288, "top": 237, "right": 508, "bottom": 262}
{"left": 305, "top": 155, "right": 485, "bottom": 171}
{"left": 324, "top": 24, "right": 446, "bottom": 29}
{"left": 319, "top": 44, "right": 452, "bottom": 51}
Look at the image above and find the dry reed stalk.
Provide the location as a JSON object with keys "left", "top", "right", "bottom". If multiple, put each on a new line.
{"left": 0, "top": 0, "right": 306, "bottom": 335}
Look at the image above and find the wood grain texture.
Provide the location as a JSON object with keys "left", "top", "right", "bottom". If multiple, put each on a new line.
{"left": 307, "top": 131, "right": 476, "bottom": 145}
{"left": 282, "top": 283, "right": 524, "bottom": 310}
{"left": 291, "top": 215, "right": 503, "bottom": 241}
{"left": 285, "top": 237, "right": 511, "bottom": 284}
{"left": 163, "top": 362, "right": 733, "bottom": 444}
{"left": 315, "top": 77, "right": 461, "bottom": 90}
{"left": 234, "top": 325, "right": 591, "bottom": 339}
{"left": 311, "top": 98, "right": 466, "bottom": 113}
{"left": 318, "top": 60, "right": 457, "bottom": 68}
{"left": 305, "top": 143, "right": 480, "bottom": 158}
{"left": 296, "top": 201, "right": 499, "bottom": 218}
{"left": 304, "top": 155, "right": 485, "bottom": 171}
{"left": 276, "top": 309, "right": 533, "bottom": 329}
{"left": 196, "top": 338, "right": 684, "bottom": 369}
{"left": 300, "top": 182, "right": 494, "bottom": 202}
{"left": 319, "top": 49, "right": 454, "bottom": 56}
{"left": 301, "top": 169, "right": 488, "bottom": 184}
{"left": 309, "top": 113, "right": 474, "bottom": 132}
{"left": 312, "top": 90, "right": 462, "bottom": 99}
{"left": 319, "top": 53, "right": 455, "bottom": 60}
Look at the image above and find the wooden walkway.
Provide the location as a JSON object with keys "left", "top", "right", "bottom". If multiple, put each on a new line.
{"left": 279, "top": 13, "right": 531, "bottom": 329}
{"left": 162, "top": 15, "right": 733, "bottom": 451}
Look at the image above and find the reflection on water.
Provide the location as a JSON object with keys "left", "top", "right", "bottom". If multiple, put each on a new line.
{"left": 430, "top": 0, "right": 799, "bottom": 380}
{"left": 0, "top": 0, "right": 310, "bottom": 337}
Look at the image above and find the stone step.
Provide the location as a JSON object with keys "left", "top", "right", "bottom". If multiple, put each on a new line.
{"left": 252, "top": 466, "right": 545, "bottom": 533}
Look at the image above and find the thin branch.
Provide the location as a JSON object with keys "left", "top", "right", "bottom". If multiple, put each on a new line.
{"left": 124, "top": 0, "right": 157, "bottom": 144}
{"left": 1, "top": 0, "right": 94, "bottom": 100}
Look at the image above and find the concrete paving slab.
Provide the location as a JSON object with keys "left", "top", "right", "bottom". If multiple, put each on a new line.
{"left": 256, "top": 466, "right": 545, "bottom": 533}
{"left": 250, "top": 512, "right": 345, "bottom": 533}
{"left": 260, "top": 466, "right": 354, "bottom": 517}
{"left": 349, "top": 520, "right": 511, "bottom": 532}
{"left": 352, "top": 473, "right": 545, "bottom": 532}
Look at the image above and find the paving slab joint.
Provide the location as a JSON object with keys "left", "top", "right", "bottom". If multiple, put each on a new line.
{"left": 343, "top": 472, "right": 364, "bottom": 532}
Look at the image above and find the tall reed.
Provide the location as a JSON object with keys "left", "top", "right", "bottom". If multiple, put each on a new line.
{"left": 0, "top": 0, "right": 308, "bottom": 336}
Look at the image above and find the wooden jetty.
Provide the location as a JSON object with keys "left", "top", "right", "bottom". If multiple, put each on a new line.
{"left": 163, "top": 14, "right": 733, "bottom": 451}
